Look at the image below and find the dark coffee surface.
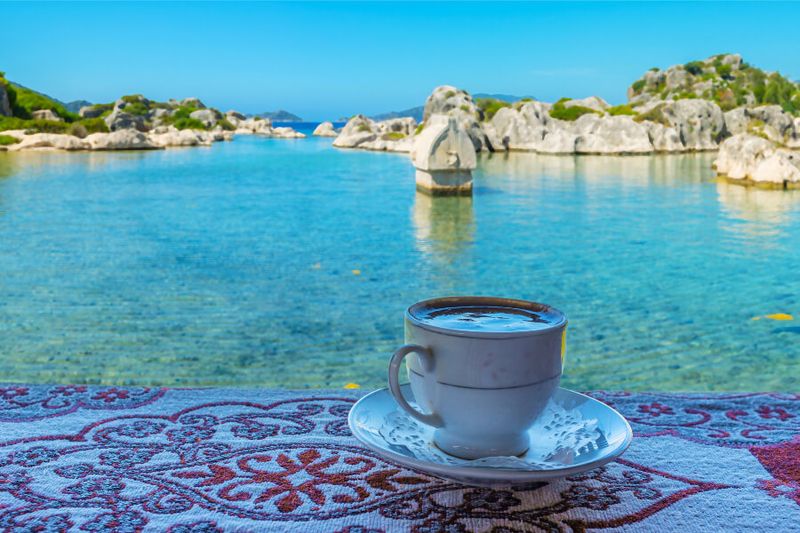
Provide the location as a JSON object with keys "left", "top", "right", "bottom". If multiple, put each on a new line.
{"left": 414, "top": 305, "right": 559, "bottom": 332}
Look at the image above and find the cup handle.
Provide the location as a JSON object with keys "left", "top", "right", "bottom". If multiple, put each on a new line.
{"left": 388, "top": 344, "right": 443, "bottom": 428}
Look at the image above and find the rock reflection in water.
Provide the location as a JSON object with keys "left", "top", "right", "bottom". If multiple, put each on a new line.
{"left": 412, "top": 192, "right": 475, "bottom": 269}
{"left": 717, "top": 179, "right": 800, "bottom": 243}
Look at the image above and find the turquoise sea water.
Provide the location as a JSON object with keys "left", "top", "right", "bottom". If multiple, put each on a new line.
{"left": 0, "top": 136, "right": 798, "bottom": 391}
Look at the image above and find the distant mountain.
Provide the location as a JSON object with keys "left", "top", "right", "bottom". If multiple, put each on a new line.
{"left": 372, "top": 106, "right": 424, "bottom": 122}
{"left": 371, "top": 93, "right": 535, "bottom": 122}
{"left": 473, "top": 93, "right": 535, "bottom": 102}
{"left": 64, "top": 100, "right": 92, "bottom": 113}
{"left": 252, "top": 110, "right": 302, "bottom": 121}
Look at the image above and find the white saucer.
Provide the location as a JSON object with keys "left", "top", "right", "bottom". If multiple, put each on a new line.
{"left": 348, "top": 384, "right": 632, "bottom": 486}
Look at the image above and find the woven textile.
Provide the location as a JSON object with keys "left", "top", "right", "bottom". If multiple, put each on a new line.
{"left": 0, "top": 385, "right": 798, "bottom": 532}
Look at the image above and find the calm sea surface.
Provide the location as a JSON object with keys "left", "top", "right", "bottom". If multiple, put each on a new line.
{"left": 1, "top": 135, "right": 798, "bottom": 390}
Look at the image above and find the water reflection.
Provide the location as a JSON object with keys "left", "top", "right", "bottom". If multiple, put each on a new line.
{"left": 479, "top": 152, "right": 715, "bottom": 187}
{"left": 0, "top": 154, "right": 17, "bottom": 180}
{"left": 717, "top": 179, "right": 800, "bottom": 243}
{"left": 412, "top": 192, "right": 475, "bottom": 266}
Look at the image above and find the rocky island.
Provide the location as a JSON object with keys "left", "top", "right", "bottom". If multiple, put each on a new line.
{"left": 0, "top": 71, "right": 303, "bottom": 152}
{"left": 332, "top": 54, "right": 800, "bottom": 188}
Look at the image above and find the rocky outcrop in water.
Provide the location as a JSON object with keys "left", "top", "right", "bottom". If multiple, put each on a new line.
{"left": 312, "top": 121, "right": 338, "bottom": 137}
{"left": 715, "top": 134, "right": 800, "bottom": 188}
{"left": 333, "top": 115, "right": 416, "bottom": 152}
{"left": 422, "top": 86, "right": 494, "bottom": 151}
{"left": 412, "top": 114, "right": 476, "bottom": 195}
{"left": 334, "top": 54, "right": 800, "bottom": 162}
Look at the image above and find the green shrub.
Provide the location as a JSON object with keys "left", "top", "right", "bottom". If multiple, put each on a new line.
{"left": 6, "top": 83, "right": 76, "bottom": 121}
{"left": 715, "top": 63, "right": 732, "bottom": 79}
{"left": 0, "top": 116, "right": 29, "bottom": 131}
{"left": 631, "top": 80, "right": 646, "bottom": 94}
{"left": 674, "top": 91, "right": 697, "bottom": 100}
{"left": 121, "top": 94, "right": 145, "bottom": 104}
{"left": 172, "top": 117, "right": 206, "bottom": 130}
{"left": 217, "top": 118, "right": 235, "bottom": 131}
{"left": 684, "top": 61, "right": 704, "bottom": 76}
{"left": 444, "top": 90, "right": 456, "bottom": 98}
{"left": 607, "top": 104, "right": 637, "bottom": 116}
{"left": 475, "top": 97, "right": 510, "bottom": 120}
{"left": 549, "top": 100, "right": 598, "bottom": 121}
{"left": 77, "top": 117, "right": 109, "bottom": 134}
{"left": 633, "top": 104, "right": 671, "bottom": 127}
{"left": 414, "top": 122, "right": 425, "bottom": 135}
{"left": 382, "top": 132, "right": 406, "bottom": 140}
{"left": 67, "top": 123, "right": 88, "bottom": 138}
{"left": 122, "top": 101, "right": 149, "bottom": 116}
{"left": 460, "top": 104, "right": 470, "bottom": 112}
{"left": 356, "top": 123, "right": 372, "bottom": 133}
{"left": 0, "top": 134, "right": 19, "bottom": 145}
{"left": 162, "top": 106, "right": 203, "bottom": 128}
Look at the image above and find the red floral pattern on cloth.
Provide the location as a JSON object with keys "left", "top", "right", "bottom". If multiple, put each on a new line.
{"left": 0, "top": 387, "right": 798, "bottom": 532}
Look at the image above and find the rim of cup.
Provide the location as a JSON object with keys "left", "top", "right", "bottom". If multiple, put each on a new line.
{"left": 406, "top": 296, "right": 567, "bottom": 339}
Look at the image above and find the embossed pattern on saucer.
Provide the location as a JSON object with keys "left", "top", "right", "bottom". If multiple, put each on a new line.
{"left": 348, "top": 384, "right": 632, "bottom": 486}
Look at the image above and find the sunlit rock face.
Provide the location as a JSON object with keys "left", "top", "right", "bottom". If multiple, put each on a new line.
{"left": 412, "top": 114, "right": 476, "bottom": 195}
{"left": 715, "top": 133, "right": 800, "bottom": 188}
{"left": 312, "top": 121, "right": 338, "bottom": 137}
{"left": 333, "top": 115, "right": 414, "bottom": 152}
{"left": 423, "top": 86, "right": 495, "bottom": 152}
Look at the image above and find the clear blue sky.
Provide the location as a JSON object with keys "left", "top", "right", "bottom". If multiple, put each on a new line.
{"left": 3, "top": 1, "right": 799, "bottom": 121}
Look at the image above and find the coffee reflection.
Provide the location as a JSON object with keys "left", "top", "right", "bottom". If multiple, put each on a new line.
{"left": 411, "top": 192, "right": 475, "bottom": 262}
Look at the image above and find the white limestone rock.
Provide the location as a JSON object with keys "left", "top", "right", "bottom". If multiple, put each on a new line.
{"left": 181, "top": 97, "right": 206, "bottom": 109}
{"left": 79, "top": 105, "right": 106, "bottom": 119}
{"left": 105, "top": 107, "right": 147, "bottom": 132}
{"left": 312, "top": 121, "right": 338, "bottom": 137}
{"left": 423, "top": 85, "right": 494, "bottom": 151}
{"left": 150, "top": 127, "right": 214, "bottom": 147}
{"left": 715, "top": 133, "right": 800, "bottom": 187}
{"left": 86, "top": 130, "right": 160, "bottom": 150}
{"left": 573, "top": 114, "right": 652, "bottom": 154}
{"left": 564, "top": 96, "right": 610, "bottom": 113}
{"left": 646, "top": 122, "right": 684, "bottom": 152}
{"left": 189, "top": 109, "right": 222, "bottom": 128}
{"left": 333, "top": 115, "right": 410, "bottom": 152}
{"left": 7, "top": 133, "right": 88, "bottom": 151}
{"left": 31, "top": 109, "right": 63, "bottom": 122}
{"left": 412, "top": 114, "right": 476, "bottom": 194}
{"left": 660, "top": 99, "right": 726, "bottom": 151}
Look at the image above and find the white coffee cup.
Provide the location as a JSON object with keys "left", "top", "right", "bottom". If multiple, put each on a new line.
{"left": 388, "top": 296, "right": 566, "bottom": 459}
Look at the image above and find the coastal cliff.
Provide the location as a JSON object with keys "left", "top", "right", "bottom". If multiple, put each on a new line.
{"left": 0, "top": 72, "right": 303, "bottom": 152}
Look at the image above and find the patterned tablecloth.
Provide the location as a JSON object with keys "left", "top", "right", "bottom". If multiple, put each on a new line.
{"left": 0, "top": 385, "right": 798, "bottom": 532}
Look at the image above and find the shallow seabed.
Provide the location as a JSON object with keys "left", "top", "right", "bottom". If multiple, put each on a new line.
{"left": 0, "top": 137, "right": 798, "bottom": 390}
